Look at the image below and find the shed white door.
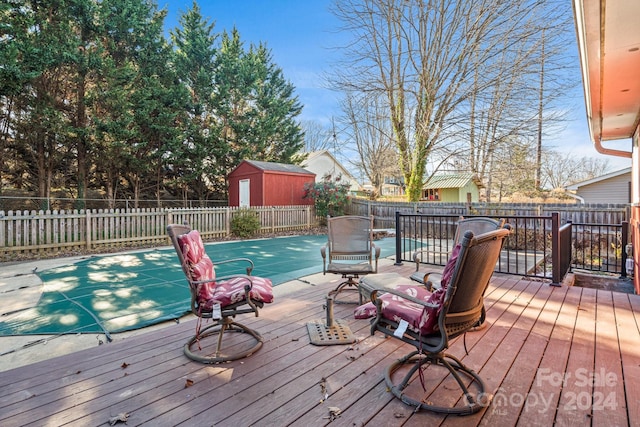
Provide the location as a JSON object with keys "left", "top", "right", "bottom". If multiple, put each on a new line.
{"left": 239, "top": 179, "right": 250, "bottom": 207}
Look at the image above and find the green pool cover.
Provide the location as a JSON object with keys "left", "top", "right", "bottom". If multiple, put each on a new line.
{"left": 0, "top": 235, "right": 398, "bottom": 336}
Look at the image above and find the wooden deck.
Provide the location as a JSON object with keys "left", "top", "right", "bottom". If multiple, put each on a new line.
{"left": 1, "top": 262, "right": 639, "bottom": 426}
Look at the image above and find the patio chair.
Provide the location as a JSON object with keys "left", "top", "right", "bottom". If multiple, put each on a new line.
{"left": 167, "top": 223, "right": 274, "bottom": 364}
{"left": 369, "top": 226, "right": 511, "bottom": 414}
{"left": 321, "top": 215, "right": 381, "bottom": 302}
{"left": 411, "top": 216, "right": 505, "bottom": 286}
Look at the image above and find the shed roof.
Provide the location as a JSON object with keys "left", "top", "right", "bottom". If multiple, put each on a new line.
{"left": 240, "top": 160, "right": 314, "bottom": 175}
{"left": 423, "top": 173, "right": 481, "bottom": 190}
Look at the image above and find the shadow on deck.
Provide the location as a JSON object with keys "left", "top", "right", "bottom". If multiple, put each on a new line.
{"left": 1, "top": 260, "right": 638, "bottom": 426}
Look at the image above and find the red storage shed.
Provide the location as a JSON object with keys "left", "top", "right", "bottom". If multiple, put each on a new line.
{"left": 228, "top": 160, "right": 316, "bottom": 207}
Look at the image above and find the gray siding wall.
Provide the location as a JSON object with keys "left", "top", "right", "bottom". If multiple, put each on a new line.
{"left": 576, "top": 173, "right": 630, "bottom": 204}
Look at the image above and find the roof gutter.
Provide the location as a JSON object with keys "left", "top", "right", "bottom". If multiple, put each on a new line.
{"left": 573, "top": 0, "right": 633, "bottom": 160}
{"left": 594, "top": 136, "right": 632, "bottom": 159}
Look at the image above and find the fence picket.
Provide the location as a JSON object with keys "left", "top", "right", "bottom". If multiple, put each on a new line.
{"left": 0, "top": 206, "right": 314, "bottom": 259}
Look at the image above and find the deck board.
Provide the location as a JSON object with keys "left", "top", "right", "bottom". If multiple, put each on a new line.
{"left": 555, "top": 287, "right": 597, "bottom": 426}
{"left": 614, "top": 292, "right": 640, "bottom": 425}
{"left": 592, "top": 290, "right": 628, "bottom": 427}
{"left": 0, "top": 263, "right": 637, "bottom": 427}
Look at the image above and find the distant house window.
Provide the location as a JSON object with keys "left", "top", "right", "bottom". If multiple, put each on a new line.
{"left": 423, "top": 189, "right": 440, "bottom": 200}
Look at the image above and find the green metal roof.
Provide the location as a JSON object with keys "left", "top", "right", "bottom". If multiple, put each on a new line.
{"left": 423, "top": 173, "right": 480, "bottom": 189}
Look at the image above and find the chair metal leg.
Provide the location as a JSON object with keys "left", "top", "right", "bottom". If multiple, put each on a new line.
{"left": 385, "top": 350, "right": 491, "bottom": 415}
{"left": 184, "top": 317, "right": 263, "bottom": 364}
{"left": 328, "top": 275, "right": 360, "bottom": 303}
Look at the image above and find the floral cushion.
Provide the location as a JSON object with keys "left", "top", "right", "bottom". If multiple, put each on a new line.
{"left": 198, "top": 275, "right": 274, "bottom": 311}
{"left": 440, "top": 244, "right": 461, "bottom": 288}
{"left": 354, "top": 301, "right": 377, "bottom": 319}
{"left": 177, "top": 230, "right": 273, "bottom": 311}
{"left": 355, "top": 244, "right": 461, "bottom": 334}
{"left": 354, "top": 284, "right": 443, "bottom": 334}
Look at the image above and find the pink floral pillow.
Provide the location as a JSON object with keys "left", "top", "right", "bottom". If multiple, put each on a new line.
{"left": 354, "top": 284, "right": 442, "bottom": 334}
{"left": 177, "top": 230, "right": 218, "bottom": 304}
{"left": 354, "top": 301, "right": 376, "bottom": 319}
{"left": 178, "top": 230, "right": 207, "bottom": 266}
{"left": 440, "top": 244, "right": 461, "bottom": 288}
{"left": 177, "top": 230, "right": 274, "bottom": 312}
{"left": 354, "top": 244, "right": 461, "bottom": 334}
{"left": 199, "top": 276, "right": 274, "bottom": 310}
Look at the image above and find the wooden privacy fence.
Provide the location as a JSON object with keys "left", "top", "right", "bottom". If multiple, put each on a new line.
{"left": 349, "top": 199, "right": 630, "bottom": 229}
{"left": 0, "top": 206, "right": 314, "bottom": 259}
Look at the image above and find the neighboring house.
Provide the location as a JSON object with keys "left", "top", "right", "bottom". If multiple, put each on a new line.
{"left": 421, "top": 173, "right": 481, "bottom": 203}
{"left": 362, "top": 176, "right": 405, "bottom": 197}
{"left": 227, "top": 160, "right": 315, "bottom": 207}
{"left": 381, "top": 176, "right": 404, "bottom": 197}
{"left": 565, "top": 168, "right": 632, "bottom": 204}
{"left": 301, "top": 150, "right": 362, "bottom": 194}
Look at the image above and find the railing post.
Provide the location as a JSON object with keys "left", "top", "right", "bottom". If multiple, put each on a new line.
{"left": 394, "top": 211, "right": 403, "bottom": 265}
{"left": 621, "top": 220, "right": 629, "bottom": 278}
{"left": 551, "top": 212, "right": 561, "bottom": 286}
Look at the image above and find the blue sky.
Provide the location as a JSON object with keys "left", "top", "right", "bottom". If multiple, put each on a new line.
{"left": 160, "top": 0, "right": 632, "bottom": 172}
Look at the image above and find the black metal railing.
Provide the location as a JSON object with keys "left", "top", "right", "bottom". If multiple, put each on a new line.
{"left": 392, "top": 212, "right": 629, "bottom": 284}
{"left": 553, "top": 220, "right": 573, "bottom": 286}
{"left": 394, "top": 212, "right": 554, "bottom": 280}
{"left": 571, "top": 221, "right": 628, "bottom": 277}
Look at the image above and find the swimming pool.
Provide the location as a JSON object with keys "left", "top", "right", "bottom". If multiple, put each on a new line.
{"left": 0, "top": 235, "right": 397, "bottom": 337}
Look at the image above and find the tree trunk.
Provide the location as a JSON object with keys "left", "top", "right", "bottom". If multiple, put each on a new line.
{"left": 75, "top": 68, "right": 88, "bottom": 210}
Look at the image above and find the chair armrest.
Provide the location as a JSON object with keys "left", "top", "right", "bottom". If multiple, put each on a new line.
{"left": 412, "top": 248, "right": 451, "bottom": 271}
{"left": 192, "top": 273, "right": 255, "bottom": 288}
{"left": 370, "top": 287, "right": 440, "bottom": 309}
{"left": 409, "top": 271, "right": 428, "bottom": 284}
{"left": 212, "top": 257, "right": 254, "bottom": 275}
{"left": 320, "top": 245, "right": 327, "bottom": 274}
{"left": 372, "top": 244, "right": 381, "bottom": 259}
{"left": 412, "top": 250, "right": 421, "bottom": 271}
{"left": 425, "top": 273, "right": 442, "bottom": 290}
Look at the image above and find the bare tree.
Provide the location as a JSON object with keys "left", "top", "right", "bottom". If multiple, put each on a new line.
{"left": 330, "top": 0, "right": 550, "bottom": 201}
{"left": 329, "top": 0, "right": 582, "bottom": 201}
{"left": 463, "top": 35, "right": 538, "bottom": 201}
{"left": 529, "top": 1, "right": 579, "bottom": 190}
{"left": 541, "top": 150, "right": 611, "bottom": 189}
{"left": 338, "top": 92, "right": 398, "bottom": 197}
{"left": 489, "top": 138, "right": 537, "bottom": 201}
{"left": 300, "top": 120, "right": 334, "bottom": 153}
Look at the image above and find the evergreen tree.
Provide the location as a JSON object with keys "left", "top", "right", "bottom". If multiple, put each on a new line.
{"left": 2, "top": 0, "right": 91, "bottom": 209}
{"left": 170, "top": 2, "right": 217, "bottom": 201}
{"left": 210, "top": 30, "right": 304, "bottom": 195}
{"left": 209, "top": 29, "right": 254, "bottom": 194}
{"left": 250, "top": 45, "right": 304, "bottom": 163}
{"left": 1, "top": 0, "right": 306, "bottom": 206}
